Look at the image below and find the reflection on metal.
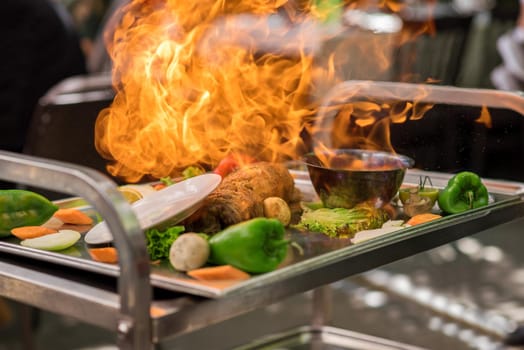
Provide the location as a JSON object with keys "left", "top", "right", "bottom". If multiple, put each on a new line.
{"left": 336, "top": 269, "right": 517, "bottom": 350}
{"left": 234, "top": 325, "right": 427, "bottom": 350}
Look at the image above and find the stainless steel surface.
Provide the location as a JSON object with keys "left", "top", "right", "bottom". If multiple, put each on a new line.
{"left": 351, "top": 270, "right": 514, "bottom": 341}
{"left": 233, "top": 325, "right": 427, "bottom": 350}
{"left": 40, "top": 73, "right": 114, "bottom": 105}
{"left": 322, "top": 80, "right": 524, "bottom": 114}
{"left": 6, "top": 217, "right": 523, "bottom": 349}
{"left": 1, "top": 168, "right": 523, "bottom": 301}
{"left": 0, "top": 151, "right": 152, "bottom": 350}
{"left": 0, "top": 257, "right": 120, "bottom": 330}
{"left": 311, "top": 286, "right": 333, "bottom": 330}
{"left": 327, "top": 216, "right": 524, "bottom": 350}
{"left": 2, "top": 151, "right": 524, "bottom": 347}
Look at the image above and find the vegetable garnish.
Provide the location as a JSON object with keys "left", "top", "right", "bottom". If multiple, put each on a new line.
{"left": 118, "top": 184, "right": 156, "bottom": 203}
{"left": 263, "top": 197, "right": 291, "bottom": 226}
{"left": 351, "top": 220, "right": 406, "bottom": 244}
{"left": 188, "top": 265, "right": 250, "bottom": 281}
{"left": 159, "top": 177, "right": 175, "bottom": 186}
{"left": 11, "top": 226, "right": 57, "bottom": 240}
{"left": 182, "top": 166, "right": 205, "bottom": 179}
{"left": 89, "top": 247, "right": 119, "bottom": 264}
{"left": 53, "top": 208, "right": 93, "bottom": 225}
{"left": 295, "top": 204, "right": 389, "bottom": 238}
{"left": 145, "top": 226, "right": 185, "bottom": 260}
{"left": 399, "top": 176, "right": 439, "bottom": 217}
{"left": 169, "top": 233, "right": 210, "bottom": 271}
{"left": 208, "top": 218, "right": 288, "bottom": 274}
{"left": 213, "top": 154, "right": 256, "bottom": 178}
{"left": 0, "top": 189, "right": 58, "bottom": 237}
{"left": 437, "top": 171, "right": 489, "bottom": 214}
{"left": 406, "top": 213, "right": 442, "bottom": 226}
{"left": 20, "top": 229, "right": 81, "bottom": 251}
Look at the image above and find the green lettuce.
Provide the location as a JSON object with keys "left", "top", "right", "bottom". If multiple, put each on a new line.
{"left": 295, "top": 204, "right": 389, "bottom": 238}
{"left": 145, "top": 225, "right": 185, "bottom": 260}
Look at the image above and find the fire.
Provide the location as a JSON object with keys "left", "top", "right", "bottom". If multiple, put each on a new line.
{"left": 475, "top": 105, "right": 493, "bottom": 129}
{"left": 308, "top": 80, "right": 438, "bottom": 157}
{"left": 95, "top": 0, "right": 437, "bottom": 182}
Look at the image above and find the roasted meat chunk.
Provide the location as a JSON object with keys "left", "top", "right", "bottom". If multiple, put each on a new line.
{"left": 185, "top": 162, "right": 301, "bottom": 233}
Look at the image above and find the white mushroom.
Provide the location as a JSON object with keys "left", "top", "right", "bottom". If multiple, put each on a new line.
{"left": 169, "top": 233, "right": 210, "bottom": 271}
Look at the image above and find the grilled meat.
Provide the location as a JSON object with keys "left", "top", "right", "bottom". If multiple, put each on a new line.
{"left": 184, "top": 162, "right": 302, "bottom": 233}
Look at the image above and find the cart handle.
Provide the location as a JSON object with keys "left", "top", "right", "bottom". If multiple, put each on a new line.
{"left": 0, "top": 151, "right": 151, "bottom": 350}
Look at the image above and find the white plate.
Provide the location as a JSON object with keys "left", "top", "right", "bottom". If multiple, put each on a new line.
{"left": 84, "top": 174, "right": 221, "bottom": 245}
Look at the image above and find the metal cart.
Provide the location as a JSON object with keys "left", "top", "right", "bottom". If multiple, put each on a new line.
{"left": 1, "top": 82, "right": 524, "bottom": 350}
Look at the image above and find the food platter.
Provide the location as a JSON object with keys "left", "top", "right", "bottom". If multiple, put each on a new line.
{"left": 0, "top": 166, "right": 523, "bottom": 298}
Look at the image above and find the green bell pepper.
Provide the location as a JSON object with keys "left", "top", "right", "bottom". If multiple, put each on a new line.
{"left": 0, "top": 190, "right": 59, "bottom": 237}
{"left": 208, "top": 217, "right": 288, "bottom": 274}
{"left": 437, "top": 171, "right": 489, "bottom": 214}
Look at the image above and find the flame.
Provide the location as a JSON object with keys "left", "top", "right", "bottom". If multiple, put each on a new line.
{"left": 475, "top": 105, "right": 493, "bottom": 129}
{"left": 313, "top": 99, "right": 430, "bottom": 153}
{"left": 95, "top": 0, "right": 438, "bottom": 182}
{"left": 309, "top": 81, "right": 436, "bottom": 159}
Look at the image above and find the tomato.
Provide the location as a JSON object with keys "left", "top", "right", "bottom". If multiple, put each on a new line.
{"left": 213, "top": 154, "right": 256, "bottom": 178}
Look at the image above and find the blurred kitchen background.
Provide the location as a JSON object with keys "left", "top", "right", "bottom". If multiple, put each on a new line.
{"left": 1, "top": 0, "right": 524, "bottom": 349}
{"left": 57, "top": 0, "right": 521, "bottom": 86}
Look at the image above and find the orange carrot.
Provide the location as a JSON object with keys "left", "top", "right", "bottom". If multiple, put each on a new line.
{"left": 53, "top": 208, "right": 93, "bottom": 225}
{"left": 11, "top": 226, "right": 57, "bottom": 240}
{"left": 187, "top": 265, "right": 250, "bottom": 281}
{"left": 406, "top": 213, "right": 442, "bottom": 226}
{"left": 88, "top": 247, "right": 119, "bottom": 264}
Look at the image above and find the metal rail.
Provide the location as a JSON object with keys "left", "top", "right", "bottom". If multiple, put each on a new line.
{"left": 0, "top": 151, "right": 151, "bottom": 350}
{"left": 313, "top": 81, "right": 524, "bottom": 149}
{"left": 320, "top": 81, "right": 524, "bottom": 115}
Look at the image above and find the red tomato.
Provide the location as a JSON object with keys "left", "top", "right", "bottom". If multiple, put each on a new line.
{"left": 213, "top": 154, "right": 256, "bottom": 178}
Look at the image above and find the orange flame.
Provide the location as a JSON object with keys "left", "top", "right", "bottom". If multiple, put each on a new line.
{"left": 95, "top": 0, "right": 437, "bottom": 182}
{"left": 475, "top": 105, "right": 493, "bottom": 129}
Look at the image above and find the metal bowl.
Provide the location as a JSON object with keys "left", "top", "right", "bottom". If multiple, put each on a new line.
{"left": 303, "top": 149, "right": 414, "bottom": 209}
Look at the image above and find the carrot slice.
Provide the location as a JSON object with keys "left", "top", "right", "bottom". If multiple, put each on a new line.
{"left": 53, "top": 208, "right": 93, "bottom": 225}
{"left": 187, "top": 265, "right": 250, "bottom": 281}
{"left": 11, "top": 226, "right": 57, "bottom": 240}
{"left": 88, "top": 247, "right": 119, "bottom": 264}
{"left": 150, "top": 306, "right": 167, "bottom": 318}
{"left": 406, "top": 213, "right": 442, "bottom": 226}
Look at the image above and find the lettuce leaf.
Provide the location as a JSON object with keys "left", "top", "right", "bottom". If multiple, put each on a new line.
{"left": 145, "top": 225, "right": 185, "bottom": 260}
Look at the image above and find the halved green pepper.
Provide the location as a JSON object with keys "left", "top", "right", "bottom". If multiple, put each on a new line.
{"left": 0, "top": 190, "right": 59, "bottom": 237}
{"left": 437, "top": 171, "right": 489, "bottom": 214}
{"left": 208, "top": 217, "right": 288, "bottom": 274}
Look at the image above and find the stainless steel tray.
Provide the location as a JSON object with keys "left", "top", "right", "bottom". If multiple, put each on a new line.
{"left": 0, "top": 169, "right": 523, "bottom": 299}
{"left": 233, "top": 325, "right": 426, "bottom": 350}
